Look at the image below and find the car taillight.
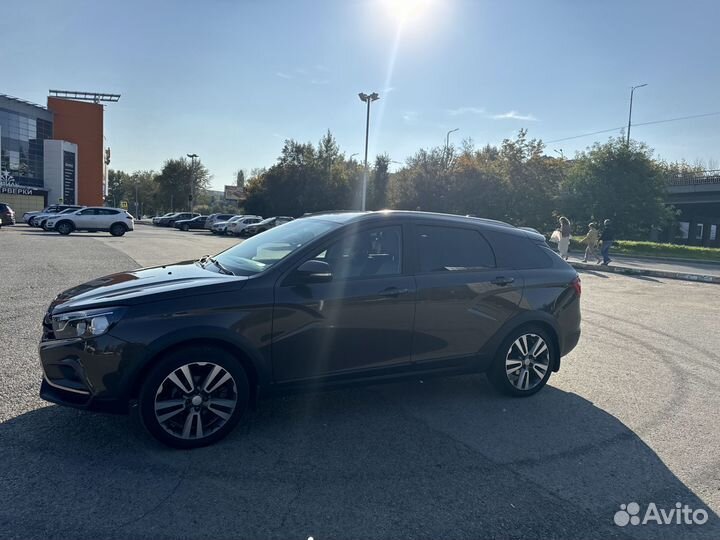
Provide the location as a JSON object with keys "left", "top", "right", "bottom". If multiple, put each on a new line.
{"left": 571, "top": 276, "right": 581, "bottom": 297}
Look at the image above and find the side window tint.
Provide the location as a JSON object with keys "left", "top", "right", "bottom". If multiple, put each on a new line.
{"left": 310, "top": 226, "right": 402, "bottom": 280}
{"left": 482, "top": 229, "right": 553, "bottom": 269}
{"left": 417, "top": 225, "right": 495, "bottom": 272}
{"left": 78, "top": 209, "right": 96, "bottom": 215}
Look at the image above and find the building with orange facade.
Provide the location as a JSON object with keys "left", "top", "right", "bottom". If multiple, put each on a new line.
{"left": 0, "top": 90, "right": 118, "bottom": 215}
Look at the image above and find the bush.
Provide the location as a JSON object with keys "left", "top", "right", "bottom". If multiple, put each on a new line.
{"left": 569, "top": 236, "right": 720, "bottom": 262}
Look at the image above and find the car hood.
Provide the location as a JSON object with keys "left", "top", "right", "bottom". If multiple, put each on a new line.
{"left": 49, "top": 261, "right": 248, "bottom": 314}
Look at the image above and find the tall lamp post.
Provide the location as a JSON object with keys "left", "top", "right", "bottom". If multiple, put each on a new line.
{"left": 626, "top": 83, "right": 647, "bottom": 145}
{"left": 445, "top": 128, "right": 459, "bottom": 152}
{"left": 186, "top": 153, "right": 198, "bottom": 213}
{"left": 445, "top": 128, "right": 459, "bottom": 166}
{"left": 358, "top": 92, "right": 379, "bottom": 211}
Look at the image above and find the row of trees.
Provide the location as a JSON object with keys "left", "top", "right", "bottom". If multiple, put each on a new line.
{"left": 107, "top": 157, "right": 238, "bottom": 217}
{"left": 243, "top": 129, "right": 690, "bottom": 239}
{"left": 109, "top": 130, "right": 697, "bottom": 240}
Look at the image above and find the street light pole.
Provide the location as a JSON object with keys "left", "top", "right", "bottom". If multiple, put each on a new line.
{"left": 626, "top": 83, "right": 647, "bottom": 145}
{"left": 445, "top": 128, "right": 459, "bottom": 166}
{"left": 445, "top": 128, "right": 459, "bottom": 153}
{"left": 186, "top": 153, "right": 198, "bottom": 213}
{"left": 358, "top": 92, "right": 379, "bottom": 211}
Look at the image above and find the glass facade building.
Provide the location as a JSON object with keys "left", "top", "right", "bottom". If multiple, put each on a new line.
{"left": 0, "top": 96, "right": 54, "bottom": 188}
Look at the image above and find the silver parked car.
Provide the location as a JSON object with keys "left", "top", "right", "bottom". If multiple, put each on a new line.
{"left": 205, "top": 213, "right": 236, "bottom": 231}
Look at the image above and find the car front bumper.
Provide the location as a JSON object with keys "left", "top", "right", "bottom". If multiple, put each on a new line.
{"left": 38, "top": 333, "right": 135, "bottom": 414}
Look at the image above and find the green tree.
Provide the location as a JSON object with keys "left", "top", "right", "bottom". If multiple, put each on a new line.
{"left": 560, "top": 138, "right": 673, "bottom": 239}
{"left": 155, "top": 157, "right": 211, "bottom": 212}
{"left": 368, "top": 154, "right": 390, "bottom": 210}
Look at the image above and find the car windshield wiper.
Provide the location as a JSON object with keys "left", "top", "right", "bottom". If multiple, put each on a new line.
{"left": 205, "top": 256, "right": 235, "bottom": 276}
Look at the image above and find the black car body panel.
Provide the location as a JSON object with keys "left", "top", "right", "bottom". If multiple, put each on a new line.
{"left": 39, "top": 211, "right": 581, "bottom": 414}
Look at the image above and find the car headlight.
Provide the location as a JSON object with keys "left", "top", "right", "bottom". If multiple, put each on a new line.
{"left": 51, "top": 307, "right": 126, "bottom": 340}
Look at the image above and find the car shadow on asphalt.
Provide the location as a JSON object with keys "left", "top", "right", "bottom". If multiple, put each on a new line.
{"left": 0, "top": 376, "right": 717, "bottom": 539}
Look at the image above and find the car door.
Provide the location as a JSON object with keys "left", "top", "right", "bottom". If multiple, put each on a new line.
{"left": 410, "top": 223, "right": 523, "bottom": 365}
{"left": 96, "top": 208, "right": 120, "bottom": 228}
{"left": 72, "top": 208, "right": 97, "bottom": 228}
{"left": 272, "top": 224, "right": 416, "bottom": 382}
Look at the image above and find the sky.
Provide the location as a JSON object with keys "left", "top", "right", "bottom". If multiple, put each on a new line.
{"left": 2, "top": 0, "right": 719, "bottom": 190}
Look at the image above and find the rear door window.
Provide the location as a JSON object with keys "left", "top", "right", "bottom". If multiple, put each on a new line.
{"left": 416, "top": 225, "right": 495, "bottom": 272}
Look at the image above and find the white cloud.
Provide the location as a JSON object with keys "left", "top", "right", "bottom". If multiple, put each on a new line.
{"left": 384, "top": 86, "right": 396, "bottom": 93}
{"left": 447, "top": 106, "right": 485, "bottom": 116}
{"left": 492, "top": 110, "right": 538, "bottom": 121}
{"left": 275, "top": 71, "right": 293, "bottom": 79}
{"left": 402, "top": 111, "right": 419, "bottom": 123}
{"left": 310, "top": 78, "right": 329, "bottom": 85}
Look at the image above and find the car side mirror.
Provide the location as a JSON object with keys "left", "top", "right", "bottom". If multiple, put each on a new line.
{"left": 293, "top": 260, "right": 332, "bottom": 283}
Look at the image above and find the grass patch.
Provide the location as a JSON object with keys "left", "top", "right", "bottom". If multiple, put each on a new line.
{"left": 569, "top": 237, "right": 720, "bottom": 262}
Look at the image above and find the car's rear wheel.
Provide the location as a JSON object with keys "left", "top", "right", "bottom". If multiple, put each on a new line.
{"left": 488, "top": 326, "right": 555, "bottom": 397}
{"left": 110, "top": 223, "right": 127, "bottom": 236}
{"left": 138, "top": 346, "right": 249, "bottom": 449}
{"left": 56, "top": 221, "right": 73, "bottom": 235}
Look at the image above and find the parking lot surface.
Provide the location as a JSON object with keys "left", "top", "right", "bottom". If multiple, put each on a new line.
{"left": 0, "top": 225, "right": 718, "bottom": 540}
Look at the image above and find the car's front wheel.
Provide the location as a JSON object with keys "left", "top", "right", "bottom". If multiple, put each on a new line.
{"left": 56, "top": 221, "right": 73, "bottom": 235}
{"left": 488, "top": 326, "right": 555, "bottom": 397}
{"left": 138, "top": 346, "right": 250, "bottom": 449}
{"left": 181, "top": 224, "right": 189, "bottom": 231}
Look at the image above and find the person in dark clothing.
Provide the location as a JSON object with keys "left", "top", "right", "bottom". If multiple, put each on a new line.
{"left": 599, "top": 219, "right": 614, "bottom": 265}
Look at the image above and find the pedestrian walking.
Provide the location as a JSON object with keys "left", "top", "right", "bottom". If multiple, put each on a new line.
{"left": 557, "top": 216, "right": 571, "bottom": 260}
{"left": 581, "top": 222, "right": 601, "bottom": 263}
{"left": 599, "top": 219, "right": 615, "bottom": 265}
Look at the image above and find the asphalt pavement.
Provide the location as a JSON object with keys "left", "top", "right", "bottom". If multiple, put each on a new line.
{"left": 0, "top": 225, "right": 718, "bottom": 540}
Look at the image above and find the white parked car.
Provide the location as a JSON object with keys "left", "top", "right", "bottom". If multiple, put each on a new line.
{"left": 225, "top": 215, "right": 263, "bottom": 236}
{"left": 30, "top": 205, "right": 84, "bottom": 228}
{"left": 46, "top": 207, "right": 135, "bottom": 236}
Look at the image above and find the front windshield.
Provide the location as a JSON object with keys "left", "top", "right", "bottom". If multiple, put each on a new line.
{"left": 213, "top": 218, "right": 338, "bottom": 276}
{"left": 60, "top": 208, "right": 76, "bottom": 214}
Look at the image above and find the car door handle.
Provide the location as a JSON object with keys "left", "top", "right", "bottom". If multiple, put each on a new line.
{"left": 491, "top": 276, "right": 515, "bottom": 286}
{"left": 378, "top": 287, "right": 409, "bottom": 298}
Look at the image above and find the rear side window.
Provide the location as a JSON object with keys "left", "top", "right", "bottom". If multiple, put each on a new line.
{"left": 416, "top": 225, "right": 495, "bottom": 272}
{"left": 482, "top": 229, "right": 553, "bottom": 269}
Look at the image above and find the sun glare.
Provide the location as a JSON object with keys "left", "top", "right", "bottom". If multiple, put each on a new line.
{"left": 382, "top": 0, "right": 433, "bottom": 22}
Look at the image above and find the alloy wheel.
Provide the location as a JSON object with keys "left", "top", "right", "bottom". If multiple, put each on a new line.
{"left": 154, "top": 362, "right": 238, "bottom": 440}
{"left": 505, "top": 333, "right": 550, "bottom": 391}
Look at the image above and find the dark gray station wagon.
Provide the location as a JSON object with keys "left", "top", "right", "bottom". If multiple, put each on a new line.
{"left": 39, "top": 211, "right": 581, "bottom": 448}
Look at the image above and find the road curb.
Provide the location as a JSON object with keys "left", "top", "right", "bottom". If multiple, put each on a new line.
{"left": 571, "top": 261, "right": 720, "bottom": 284}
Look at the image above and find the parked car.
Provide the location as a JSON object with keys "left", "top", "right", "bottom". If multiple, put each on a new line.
{"left": 45, "top": 207, "right": 135, "bottom": 236}
{"left": 241, "top": 216, "right": 293, "bottom": 237}
{"left": 38, "top": 210, "right": 581, "bottom": 448}
{"left": 211, "top": 215, "right": 242, "bottom": 235}
{"left": 40, "top": 207, "right": 83, "bottom": 230}
{"left": 25, "top": 205, "right": 60, "bottom": 225}
{"left": 29, "top": 205, "right": 83, "bottom": 227}
{"left": 152, "top": 212, "right": 175, "bottom": 225}
{"left": 0, "top": 202, "right": 15, "bottom": 225}
{"left": 174, "top": 215, "right": 208, "bottom": 231}
{"left": 226, "top": 215, "right": 263, "bottom": 237}
{"left": 204, "top": 213, "right": 235, "bottom": 231}
{"left": 157, "top": 212, "right": 199, "bottom": 227}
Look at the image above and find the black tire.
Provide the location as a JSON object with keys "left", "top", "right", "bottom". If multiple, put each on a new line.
{"left": 488, "top": 325, "right": 556, "bottom": 397}
{"left": 110, "top": 223, "right": 126, "bottom": 236}
{"left": 181, "top": 224, "right": 189, "bottom": 231}
{"left": 56, "top": 221, "right": 73, "bottom": 235}
{"left": 138, "top": 346, "right": 249, "bottom": 449}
